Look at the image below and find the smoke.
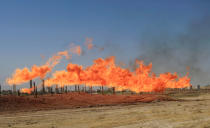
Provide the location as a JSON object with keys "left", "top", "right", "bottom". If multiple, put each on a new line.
{"left": 136, "top": 16, "right": 210, "bottom": 86}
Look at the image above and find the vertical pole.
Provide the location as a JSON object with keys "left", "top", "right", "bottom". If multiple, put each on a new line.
{"left": 47, "top": 87, "right": 51, "bottom": 93}
{"left": 13, "top": 84, "right": 16, "bottom": 95}
{"left": 17, "top": 90, "right": 20, "bottom": 96}
{"left": 0, "top": 84, "right": 1, "bottom": 96}
{"left": 84, "top": 85, "right": 86, "bottom": 93}
{"left": 60, "top": 86, "right": 64, "bottom": 93}
{"left": 56, "top": 85, "right": 58, "bottom": 94}
{"left": 75, "top": 85, "right": 77, "bottom": 92}
{"left": 30, "top": 80, "right": 32, "bottom": 89}
{"left": 60, "top": 86, "right": 62, "bottom": 93}
{"left": 112, "top": 87, "right": 115, "bottom": 95}
{"left": 90, "top": 86, "right": 92, "bottom": 95}
{"left": 35, "top": 86, "right": 38, "bottom": 98}
{"left": 101, "top": 85, "right": 104, "bottom": 95}
{"left": 42, "top": 79, "right": 45, "bottom": 94}
{"left": 189, "top": 85, "right": 192, "bottom": 95}
{"left": 78, "top": 85, "right": 80, "bottom": 93}
{"left": 62, "top": 86, "right": 64, "bottom": 93}
{"left": 65, "top": 86, "right": 67, "bottom": 94}
{"left": 197, "top": 85, "right": 200, "bottom": 90}
{"left": 33, "top": 82, "right": 35, "bottom": 95}
{"left": 51, "top": 87, "right": 53, "bottom": 96}
{"left": 82, "top": 86, "right": 84, "bottom": 92}
{"left": 131, "top": 91, "right": 134, "bottom": 95}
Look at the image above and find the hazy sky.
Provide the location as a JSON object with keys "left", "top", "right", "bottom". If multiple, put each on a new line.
{"left": 0, "top": 0, "right": 210, "bottom": 89}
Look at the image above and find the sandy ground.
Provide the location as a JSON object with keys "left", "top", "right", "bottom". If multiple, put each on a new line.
{"left": 0, "top": 93, "right": 210, "bottom": 128}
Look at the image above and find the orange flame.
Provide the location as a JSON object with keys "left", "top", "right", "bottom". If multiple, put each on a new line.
{"left": 6, "top": 39, "right": 191, "bottom": 93}
{"left": 58, "top": 51, "right": 71, "bottom": 60}
{"left": 70, "top": 43, "right": 82, "bottom": 56}
{"left": 84, "top": 37, "right": 93, "bottom": 50}
{"left": 20, "top": 87, "right": 34, "bottom": 94}
{"left": 45, "top": 56, "right": 191, "bottom": 92}
{"left": 6, "top": 50, "right": 71, "bottom": 85}
{"left": 6, "top": 65, "right": 51, "bottom": 85}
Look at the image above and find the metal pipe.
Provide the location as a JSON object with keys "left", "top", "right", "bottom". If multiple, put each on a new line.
{"left": 78, "top": 85, "right": 80, "bottom": 93}
{"left": 42, "top": 79, "right": 45, "bottom": 94}
{"left": 33, "top": 82, "right": 36, "bottom": 95}
{"left": 56, "top": 85, "right": 59, "bottom": 94}
{"left": 75, "top": 85, "right": 77, "bottom": 92}
{"left": 47, "top": 87, "right": 51, "bottom": 93}
{"left": 13, "top": 84, "right": 16, "bottom": 94}
{"left": 197, "top": 85, "right": 200, "bottom": 90}
{"left": 112, "top": 87, "right": 115, "bottom": 95}
{"left": 101, "top": 85, "right": 104, "bottom": 95}
{"left": 17, "top": 90, "right": 20, "bottom": 96}
{"left": 51, "top": 87, "right": 53, "bottom": 96}
{"left": 65, "top": 86, "right": 67, "bottom": 94}
{"left": 90, "top": 86, "right": 92, "bottom": 95}
{"left": 84, "top": 85, "right": 86, "bottom": 93}
{"left": 30, "top": 80, "right": 32, "bottom": 89}
{"left": 35, "top": 86, "right": 38, "bottom": 98}
{"left": 0, "top": 84, "right": 1, "bottom": 96}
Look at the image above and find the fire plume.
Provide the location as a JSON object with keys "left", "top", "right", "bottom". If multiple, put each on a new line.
{"left": 6, "top": 39, "right": 191, "bottom": 93}
{"left": 58, "top": 51, "right": 71, "bottom": 60}
{"left": 20, "top": 87, "right": 34, "bottom": 94}
{"left": 6, "top": 65, "right": 51, "bottom": 85}
{"left": 70, "top": 44, "right": 82, "bottom": 56}
{"left": 45, "top": 56, "right": 191, "bottom": 92}
{"left": 84, "top": 37, "right": 94, "bottom": 50}
{"left": 6, "top": 50, "right": 70, "bottom": 85}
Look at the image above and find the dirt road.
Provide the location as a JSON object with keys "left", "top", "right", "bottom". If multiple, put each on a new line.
{"left": 0, "top": 94, "right": 210, "bottom": 128}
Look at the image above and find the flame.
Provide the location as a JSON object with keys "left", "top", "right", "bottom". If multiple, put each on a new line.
{"left": 6, "top": 50, "right": 71, "bottom": 85}
{"left": 70, "top": 43, "right": 82, "bottom": 56}
{"left": 6, "top": 41, "right": 87, "bottom": 86}
{"left": 6, "top": 39, "right": 191, "bottom": 93}
{"left": 20, "top": 87, "right": 34, "bottom": 94}
{"left": 84, "top": 37, "right": 94, "bottom": 50}
{"left": 45, "top": 56, "right": 191, "bottom": 92}
{"left": 6, "top": 65, "right": 51, "bottom": 85}
{"left": 58, "top": 51, "right": 71, "bottom": 60}
{"left": 84, "top": 37, "right": 104, "bottom": 51}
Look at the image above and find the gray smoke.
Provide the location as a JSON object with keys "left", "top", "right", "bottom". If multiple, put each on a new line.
{"left": 136, "top": 16, "right": 210, "bottom": 86}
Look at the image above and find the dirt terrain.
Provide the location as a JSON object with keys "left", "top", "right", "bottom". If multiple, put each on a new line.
{"left": 0, "top": 92, "right": 210, "bottom": 128}
{"left": 0, "top": 93, "right": 176, "bottom": 113}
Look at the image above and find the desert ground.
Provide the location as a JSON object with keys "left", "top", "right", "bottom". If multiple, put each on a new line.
{"left": 0, "top": 91, "right": 210, "bottom": 128}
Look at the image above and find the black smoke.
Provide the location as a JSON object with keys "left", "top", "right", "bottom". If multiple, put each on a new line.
{"left": 136, "top": 16, "right": 210, "bottom": 86}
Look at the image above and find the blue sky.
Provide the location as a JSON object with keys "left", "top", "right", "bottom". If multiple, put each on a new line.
{"left": 0, "top": 0, "right": 210, "bottom": 89}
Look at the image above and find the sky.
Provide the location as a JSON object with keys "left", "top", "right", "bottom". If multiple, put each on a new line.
{"left": 0, "top": 0, "right": 210, "bottom": 89}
